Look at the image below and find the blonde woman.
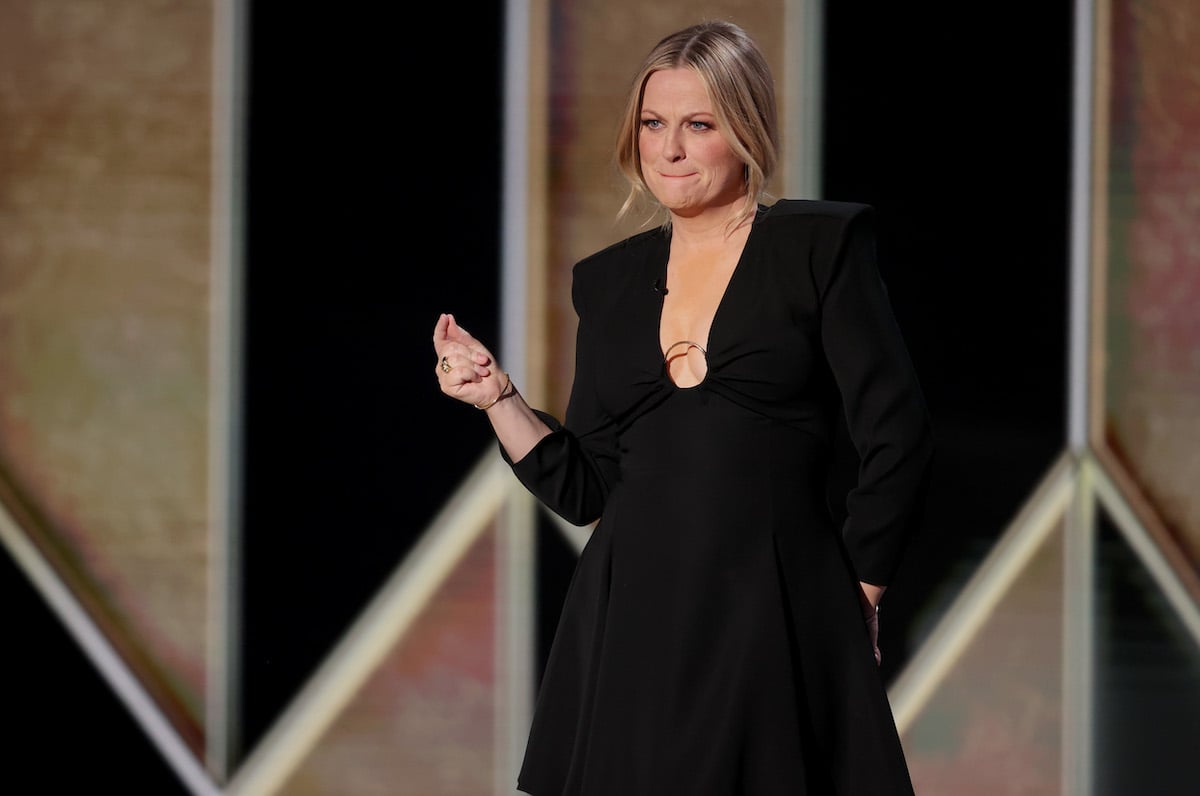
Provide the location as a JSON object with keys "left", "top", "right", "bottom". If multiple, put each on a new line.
{"left": 434, "top": 20, "right": 931, "bottom": 795}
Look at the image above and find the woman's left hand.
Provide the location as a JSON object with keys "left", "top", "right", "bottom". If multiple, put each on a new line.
{"left": 859, "top": 582, "right": 885, "bottom": 666}
{"left": 864, "top": 605, "right": 880, "bottom": 666}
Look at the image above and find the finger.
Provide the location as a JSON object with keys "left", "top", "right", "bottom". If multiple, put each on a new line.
{"left": 446, "top": 314, "right": 477, "bottom": 346}
{"left": 433, "top": 312, "right": 451, "bottom": 344}
{"left": 445, "top": 322, "right": 495, "bottom": 367}
{"left": 438, "top": 351, "right": 491, "bottom": 380}
{"left": 438, "top": 318, "right": 498, "bottom": 378}
{"left": 435, "top": 319, "right": 490, "bottom": 366}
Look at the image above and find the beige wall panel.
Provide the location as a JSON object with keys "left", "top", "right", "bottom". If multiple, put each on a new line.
{"left": 902, "top": 522, "right": 1065, "bottom": 795}
{"left": 280, "top": 526, "right": 498, "bottom": 796}
{"left": 541, "top": 1, "right": 788, "bottom": 414}
{"left": 0, "top": 0, "right": 214, "bottom": 744}
{"left": 1098, "top": 0, "right": 1200, "bottom": 572}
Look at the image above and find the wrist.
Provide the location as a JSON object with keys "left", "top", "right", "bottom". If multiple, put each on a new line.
{"left": 475, "top": 373, "right": 515, "bottom": 410}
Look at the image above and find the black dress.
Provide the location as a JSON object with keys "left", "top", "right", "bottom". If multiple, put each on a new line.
{"left": 506, "top": 200, "right": 933, "bottom": 795}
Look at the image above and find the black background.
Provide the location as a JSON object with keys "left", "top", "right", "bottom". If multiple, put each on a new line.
{"left": 3, "top": 3, "right": 1087, "bottom": 792}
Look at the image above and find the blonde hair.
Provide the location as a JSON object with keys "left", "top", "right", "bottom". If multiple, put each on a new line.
{"left": 614, "top": 20, "right": 779, "bottom": 232}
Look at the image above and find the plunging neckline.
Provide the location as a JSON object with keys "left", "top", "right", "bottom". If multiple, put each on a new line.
{"left": 655, "top": 212, "right": 760, "bottom": 388}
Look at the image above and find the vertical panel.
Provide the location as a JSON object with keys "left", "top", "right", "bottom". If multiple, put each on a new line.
{"left": 1096, "top": 0, "right": 1200, "bottom": 568}
{"left": 277, "top": 524, "right": 501, "bottom": 796}
{"left": 0, "top": 0, "right": 216, "bottom": 752}
{"left": 902, "top": 520, "right": 1065, "bottom": 795}
{"left": 1093, "top": 511, "right": 1200, "bottom": 795}
{"left": 208, "top": 0, "right": 247, "bottom": 777}
{"left": 237, "top": 1, "right": 505, "bottom": 760}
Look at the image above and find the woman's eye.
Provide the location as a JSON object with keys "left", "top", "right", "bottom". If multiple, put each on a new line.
{"left": 641, "top": 119, "right": 662, "bottom": 130}
{"left": 689, "top": 121, "right": 711, "bottom": 131}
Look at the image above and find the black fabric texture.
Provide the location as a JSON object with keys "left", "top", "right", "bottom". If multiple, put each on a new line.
{"left": 506, "top": 200, "right": 933, "bottom": 795}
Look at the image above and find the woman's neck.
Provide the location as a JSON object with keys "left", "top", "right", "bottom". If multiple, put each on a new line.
{"left": 667, "top": 192, "right": 748, "bottom": 242}
{"left": 669, "top": 201, "right": 752, "bottom": 250}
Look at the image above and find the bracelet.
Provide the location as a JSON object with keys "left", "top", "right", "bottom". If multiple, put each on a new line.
{"left": 474, "top": 373, "right": 514, "bottom": 410}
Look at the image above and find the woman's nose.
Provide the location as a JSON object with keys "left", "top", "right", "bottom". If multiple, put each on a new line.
{"left": 663, "top": 130, "right": 684, "bottom": 161}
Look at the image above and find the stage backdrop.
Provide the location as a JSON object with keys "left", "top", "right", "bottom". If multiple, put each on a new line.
{"left": 0, "top": 0, "right": 217, "bottom": 755}
{"left": 2, "top": 1, "right": 1197, "bottom": 794}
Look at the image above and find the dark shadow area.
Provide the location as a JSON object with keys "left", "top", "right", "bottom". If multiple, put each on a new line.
{"left": 821, "top": 1, "right": 1073, "bottom": 681}
{"left": 239, "top": 3, "right": 503, "bottom": 757}
{"left": 0, "top": 547, "right": 190, "bottom": 794}
{"left": 1094, "top": 512, "right": 1200, "bottom": 795}
{"left": 536, "top": 510, "right": 581, "bottom": 685}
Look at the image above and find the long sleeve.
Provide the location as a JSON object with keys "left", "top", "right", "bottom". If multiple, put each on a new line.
{"left": 817, "top": 205, "right": 933, "bottom": 586}
{"left": 501, "top": 263, "right": 622, "bottom": 526}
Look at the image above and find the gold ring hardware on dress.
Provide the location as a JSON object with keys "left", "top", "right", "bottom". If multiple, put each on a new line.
{"left": 440, "top": 355, "right": 452, "bottom": 373}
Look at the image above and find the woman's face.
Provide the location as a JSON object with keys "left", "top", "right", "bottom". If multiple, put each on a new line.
{"left": 638, "top": 68, "right": 746, "bottom": 217}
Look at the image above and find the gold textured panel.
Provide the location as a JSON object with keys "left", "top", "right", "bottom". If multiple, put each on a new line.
{"left": 0, "top": 0, "right": 214, "bottom": 746}
{"left": 280, "top": 525, "right": 499, "bottom": 796}
{"left": 1096, "top": 0, "right": 1200, "bottom": 573}
{"left": 902, "top": 521, "right": 1064, "bottom": 795}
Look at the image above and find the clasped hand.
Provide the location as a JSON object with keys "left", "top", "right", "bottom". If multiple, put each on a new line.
{"left": 433, "top": 313, "right": 507, "bottom": 409}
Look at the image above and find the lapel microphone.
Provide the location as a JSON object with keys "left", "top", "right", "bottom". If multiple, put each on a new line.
{"left": 652, "top": 278, "right": 669, "bottom": 296}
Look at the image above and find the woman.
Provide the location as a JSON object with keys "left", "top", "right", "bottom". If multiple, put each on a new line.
{"left": 433, "top": 19, "right": 932, "bottom": 796}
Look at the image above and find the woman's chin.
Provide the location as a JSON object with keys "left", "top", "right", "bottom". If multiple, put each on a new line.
{"left": 657, "top": 195, "right": 703, "bottom": 214}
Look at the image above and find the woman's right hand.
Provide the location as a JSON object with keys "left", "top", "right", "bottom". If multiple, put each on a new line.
{"left": 433, "top": 313, "right": 508, "bottom": 409}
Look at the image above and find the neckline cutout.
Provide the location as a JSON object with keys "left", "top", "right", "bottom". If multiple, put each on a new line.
{"left": 656, "top": 216, "right": 757, "bottom": 388}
